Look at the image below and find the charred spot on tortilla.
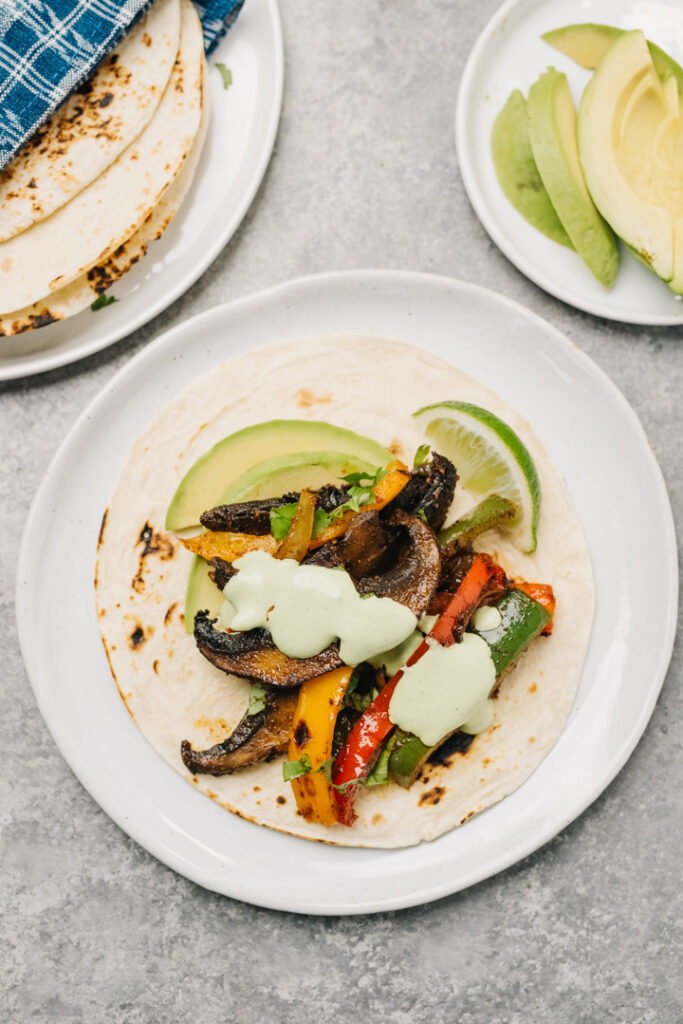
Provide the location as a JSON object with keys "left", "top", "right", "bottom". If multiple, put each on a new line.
{"left": 164, "top": 602, "right": 178, "bottom": 625}
{"left": 419, "top": 786, "right": 446, "bottom": 807}
{"left": 132, "top": 522, "right": 174, "bottom": 592}
{"left": 97, "top": 510, "right": 108, "bottom": 548}
{"left": 277, "top": 795, "right": 287, "bottom": 805}
{"left": 152, "top": 659, "right": 159, "bottom": 674}
{"left": 429, "top": 731, "right": 476, "bottom": 768}
{"left": 129, "top": 625, "right": 146, "bottom": 649}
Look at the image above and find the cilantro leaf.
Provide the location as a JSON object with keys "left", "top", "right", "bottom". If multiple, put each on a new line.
{"left": 413, "top": 444, "right": 431, "bottom": 468}
{"left": 312, "top": 506, "right": 332, "bottom": 538}
{"left": 91, "top": 293, "right": 117, "bottom": 311}
{"left": 365, "top": 734, "right": 397, "bottom": 787}
{"left": 282, "top": 753, "right": 312, "bottom": 781}
{"left": 216, "top": 63, "right": 232, "bottom": 89}
{"left": 246, "top": 684, "right": 266, "bottom": 716}
{"left": 320, "top": 757, "right": 355, "bottom": 794}
{"left": 415, "top": 509, "right": 428, "bottom": 524}
{"left": 269, "top": 503, "right": 298, "bottom": 541}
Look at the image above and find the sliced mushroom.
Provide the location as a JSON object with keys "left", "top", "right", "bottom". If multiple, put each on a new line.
{"left": 356, "top": 509, "right": 441, "bottom": 615}
{"left": 199, "top": 484, "right": 350, "bottom": 534}
{"left": 194, "top": 612, "right": 343, "bottom": 687}
{"left": 394, "top": 453, "right": 457, "bottom": 532}
{"left": 181, "top": 690, "right": 299, "bottom": 775}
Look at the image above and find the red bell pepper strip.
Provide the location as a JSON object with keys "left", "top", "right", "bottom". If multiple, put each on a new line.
{"left": 332, "top": 553, "right": 497, "bottom": 825}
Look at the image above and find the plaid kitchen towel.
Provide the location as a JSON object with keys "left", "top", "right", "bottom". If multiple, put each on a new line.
{"left": 0, "top": 0, "right": 244, "bottom": 170}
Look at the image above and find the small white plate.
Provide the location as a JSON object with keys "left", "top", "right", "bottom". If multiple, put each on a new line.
{"left": 16, "top": 271, "right": 677, "bottom": 914}
{"left": 0, "top": 0, "right": 283, "bottom": 380}
{"left": 456, "top": 0, "right": 683, "bottom": 324}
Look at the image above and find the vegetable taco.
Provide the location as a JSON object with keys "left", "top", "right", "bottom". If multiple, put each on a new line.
{"left": 95, "top": 336, "right": 593, "bottom": 847}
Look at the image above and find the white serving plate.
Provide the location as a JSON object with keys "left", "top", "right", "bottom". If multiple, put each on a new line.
{"left": 456, "top": 0, "right": 683, "bottom": 325}
{"left": 16, "top": 271, "right": 677, "bottom": 913}
{"left": 0, "top": 0, "right": 283, "bottom": 380}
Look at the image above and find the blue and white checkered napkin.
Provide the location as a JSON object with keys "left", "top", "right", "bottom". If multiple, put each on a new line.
{"left": 0, "top": 0, "right": 244, "bottom": 170}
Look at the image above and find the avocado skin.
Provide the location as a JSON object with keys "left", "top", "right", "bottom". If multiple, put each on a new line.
{"left": 491, "top": 89, "right": 574, "bottom": 249}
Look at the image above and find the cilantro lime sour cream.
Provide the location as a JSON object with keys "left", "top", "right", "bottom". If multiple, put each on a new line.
{"left": 388, "top": 634, "right": 496, "bottom": 745}
{"left": 221, "top": 550, "right": 417, "bottom": 665}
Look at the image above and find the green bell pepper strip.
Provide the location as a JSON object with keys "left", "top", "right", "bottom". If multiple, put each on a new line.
{"left": 439, "top": 494, "right": 517, "bottom": 548}
{"left": 388, "top": 588, "right": 551, "bottom": 788}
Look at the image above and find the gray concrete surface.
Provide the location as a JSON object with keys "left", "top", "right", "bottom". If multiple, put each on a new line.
{"left": 1, "top": 1, "right": 681, "bottom": 1021}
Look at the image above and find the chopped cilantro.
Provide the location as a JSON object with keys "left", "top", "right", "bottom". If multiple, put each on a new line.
{"left": 415, "top": 509, "right": 428, "bottom": 524}
{"left": 413, "top": 444, "right": 431, "bottom": 468}
{"left": 312, "top": 506, "right": 333, "bottom": 538}
{"left": 91, "top": 293, "right": 117, "bottom": 311}
{"left": 282, "top": 753, "right": 312, "bottom": 781}
{"left": 246, "top": 684, "right": 266, "bottom": 716}
{"left": 216, "top": 63, "right": 232, "bottom": 89}
{"left": 269, "top": 503, "right": 298, "bottom": 541}
{"left": 365, "top": 734, "right": 397, "bottom": 786}
{"left": 320, "top": 757, "right": 355, "bottom": 794}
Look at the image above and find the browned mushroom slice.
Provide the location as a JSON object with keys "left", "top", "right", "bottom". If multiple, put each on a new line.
{"left": 199, "top": 484, "right": 350, "bottom": 534}
{"left": 200, "top": 495, "right": 298, "bottom": 534}
{"left": 355, "top": 509, "right": 441, "bottom": 615}
{"left": 181, "top": 691, "right": 299, "bottom": 775}
{"left": 193, "top": 612, "right": 343, "bottom": 687}
{"left": 393, "top": 453, "right": 457, "bottom": 532}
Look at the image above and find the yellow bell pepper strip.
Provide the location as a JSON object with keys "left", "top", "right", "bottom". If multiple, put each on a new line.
{"left": 181, "top": 530, "right": 278, "bottom": 561}
{"left": 276, "top": 490, "right": 316, "bottom": 562}
{"left": 308, "top": 459, "right": 411, "bottom": 549}
{"left": 287, "top": 666, "right": 354, "bottom": 825}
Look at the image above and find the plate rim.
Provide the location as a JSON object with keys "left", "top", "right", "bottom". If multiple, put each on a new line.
{"left": 0, "top": 0, "right": 284, "bottom": 382}
{"left": 455, "top": 0, "right": 683, "bottom": 326}
{"left": 15, "top": 269, "right": 679, "bottom": 914}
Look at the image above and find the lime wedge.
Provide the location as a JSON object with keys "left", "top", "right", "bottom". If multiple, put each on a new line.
{"left": 413, "top": 401, "right": 540, "bottom": 553}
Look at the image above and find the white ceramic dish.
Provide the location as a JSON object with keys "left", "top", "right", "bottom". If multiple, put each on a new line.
{"left": 0, "top": 0, "right": 283, "bottom": 381}
{"left": 456, "top": 0, "right": 683, "bottom": 325}
{"left": 16, "top": 271, "right": 677, "bottom": 914}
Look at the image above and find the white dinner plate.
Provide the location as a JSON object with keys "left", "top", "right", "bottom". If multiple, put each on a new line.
{"left": 0, "top": 0, "right": 283, "bottom": 381}
{"left": 16, "top": 271, "right": 677, "bottom": 914}
{"left": 456, "top": 0, "right": 683, "bottom": 325}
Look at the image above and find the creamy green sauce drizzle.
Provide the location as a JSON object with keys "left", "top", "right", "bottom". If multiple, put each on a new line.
{"left": 472, "top": 605, "right": 503, "bottom": 632}
{"left": 221, "top": 550, "right": 417, "bottom": 665}
{"left": 388, "top": 634, "right": 496, "bottom": 745}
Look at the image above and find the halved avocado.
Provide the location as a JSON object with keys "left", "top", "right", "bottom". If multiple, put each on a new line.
{"left": 542, "top": 23, "right": 683, "bottom": 101}
{"left": 578, "top": 30, "right": 683, "bottom": 291}
{"left": 527, "top": 68, "right": 618, "bottom": 287}
{"left": 491, "top": 89, "right": 574, "bottom": 249}
{"left": 166, "top": 420, "right": 393, "bottom": 530}
{"left": 183, "top": 449, "right": 383, "bottom": 632}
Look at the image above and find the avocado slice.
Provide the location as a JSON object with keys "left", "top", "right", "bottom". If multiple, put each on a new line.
{"left": 526, "top": 68, "right": 618, "bottom": 287}
{"left": 183, "top": 449, "right": 382, "bottom": 631}
{"left": 166, "top": 420, "right": 393, "bottom": 530}
{"left": 578, "top": 30, "right": 682, "bottom": 291}
{"left": 542, "top": 23, "right": 683, "bottom": 101}
{"left": 491, "top": 89, "right": 574, "bottom": 249}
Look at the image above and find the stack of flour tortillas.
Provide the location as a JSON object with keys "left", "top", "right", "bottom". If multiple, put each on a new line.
{"left": 0, "top": 0, "right": 209, "bottom": 335}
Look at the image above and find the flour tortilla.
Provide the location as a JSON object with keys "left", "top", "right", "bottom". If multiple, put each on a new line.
{"left": 95, "top": 337, "right": 594, "bottom": 848}
{"left": 0, "top": 62, "right": 210, "bottom": 337}
{"left": 0, "top": 0, "right": 181, "bottom": 243}
{"left": 0, "top": 0, "right": 203, "bottom": 313}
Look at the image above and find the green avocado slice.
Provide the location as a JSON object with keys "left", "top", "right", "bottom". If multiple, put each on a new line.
{"left": 526, "top": 68, "right": 618, "bottom": 288}
{"left": 542, "top": 23, "right": 683, "bottom": 100}
{"left": 183, "top": 449, "right": 383, "bottom": 632}
{"left": 491, "top": 89, "right": 574, "bottom": 249}
{"left": 166, "top": 419, "right": 393, "bottom": 530}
